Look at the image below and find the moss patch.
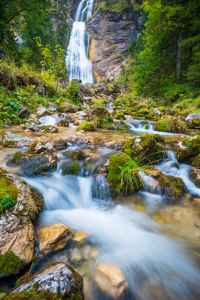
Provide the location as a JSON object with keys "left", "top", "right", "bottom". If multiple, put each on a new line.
{"left": 11, "top": 152, "right": 25, "bottom": 164}
{"left": 28, "top": 141, "right": 45, "bottom": 154}
{"left": 29, "top": 187, "right": 44, "bottom": 213}
{"left": 77, "top": 122, "right": 96, "bottom": 132}
{"left": 61, "top": 161, "right": 79, "bottom": 176}
{"left": 155, "top": 117, "right": 187, "bottom": 133}
{"left": 0, "top": 251, "right": 24, "bottom": 276}
{"left": 3, "top": 141, "right": 16, "bottom": 147}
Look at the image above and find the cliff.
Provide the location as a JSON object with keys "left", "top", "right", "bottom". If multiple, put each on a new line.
{"left": 86, "top": 1, "right": 141, "bottom": 81}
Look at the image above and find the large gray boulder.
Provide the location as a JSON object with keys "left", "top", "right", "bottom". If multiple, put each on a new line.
{"left": 2, "top": 132, "right": 35, "bottom": 147}
{"left": 36, "top": 106, "right": 51, "bottom": 117}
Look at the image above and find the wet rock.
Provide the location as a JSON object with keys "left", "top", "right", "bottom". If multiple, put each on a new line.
{"left": 25, "top": 122, "right": 40, "bottom": 132}
{"left": 91, "top": 137, "right": 104, "bottom": 147}
{"left": 35, "top": 86, "right": 45, "bottom": 96}
{"left": 111, "top": 110, "right": 125, "bottom": 120}
{"left": 18, "top": 107, "right": 30, "bottom": 118}
{"left": 64, "top": 113, "right": 76, "bottom": 123}
{"left": 73, "top": 232, "right": 89, "bottom": 242}
{"left": 36, "top": 106, "right": 51, "bottom": 117}
{"left": 28, "top": 141, "right": 46, "bottom": 154}
{"left": 40, "top": 125, "right": 58, "bottom": 133}
{"left": 7, "top": 262, "right": 84, "bottom": 299}
{"left": 57, "top": 119, "right": 69, "bottom": 127}
{"left": 45, "top": 142, "right": 55, "bottom": 152}
{"left": 190, "top": 169, "right": 200, "bottom": 188}
{"left": 123, "top": 134, "right": 164, "bottom": 164}
{"left": 54, "top": 139, "right": 68, "bottom": 150}
{"left": 107, "top": 141, "right": 123, "bottom": 150}
{"left": 192, "top": 153, "right": 200, "bottom": 168}
{"left": 155, "top": 117, "right": 187, "bottom": 133}
{"left": 26, "top": 113, "right": 39, "bottom": 124}
{"left": 61, "top": 160, "right": 79, "bottom": 176}
{"left": 87, "top": 106, "right": 110, "bottom": 121}
{"left": 64, "top": 150, "right": 87, "bottom": 160}
{"left": 38, "top": 224, "right": 73, "bottom": 256}
{"left": 48, "top": 101, "right": 60, "bottom": 112}
{"left": 0, "top": 168, "right": 44, "bottom": 276}
{"left": 2, "top": 131, "right": 35, "bottom": 148}
{"left": 20, "top": 154, "right": 57, "bottom": 176}
{"left": 94, "top": 263, "right": 128, "bottom": 299}
{"left": 175, "top": 135, "right": 200, "bottom": 162}
{"left": 62, "top": 102, "right": 79, "bottom": 113}
{"left": 73, "top": 119, "right": 81, "bottom": 126}
{"left": 77, "top": 121, "right": 96, "bottom": 132}
{"left": 186, "top": 113, "right": 200, "bottom": 128}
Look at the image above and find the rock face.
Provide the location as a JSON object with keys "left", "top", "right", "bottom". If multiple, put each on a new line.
{"left": 7, "top": 262, "right": 84, "bottom": 300}
{"left": 38, "top": 224, "right": 73, "bottom": 256}
{"left": 87, "top": 7, "right": 141, "bottom": 81}
{"left": 0, "top": 168, "right": 44, "bottom": 275}
{"left": 2, "top": 132, "right": 35, "bottom": 147}
{"left": 94, "top": 262, "right": 128, "bottom": 299}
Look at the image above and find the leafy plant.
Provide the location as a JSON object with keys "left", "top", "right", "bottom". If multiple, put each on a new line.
{"left": 1, "top": 195, "right": 15, "bottom": 211}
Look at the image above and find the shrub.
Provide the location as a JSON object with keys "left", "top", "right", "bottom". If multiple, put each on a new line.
{"left": 0, "top": 251, "right": 24, "bottom": 276}
{"left": 65, "top": 80, "right": 80, "bottom": 106}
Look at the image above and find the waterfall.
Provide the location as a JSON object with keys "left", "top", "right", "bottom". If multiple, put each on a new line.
{"left": 66, "top": 0, "right": 94, "bottom": 84}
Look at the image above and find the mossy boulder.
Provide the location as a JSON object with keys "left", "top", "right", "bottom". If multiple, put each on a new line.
{"left": 54, "top": 139, "right": 68, "bottom": 150}
{"left": 19, "top": 155, "right": 57, "bottom": 176}
{"left": 155, "top": 117, "right": 187, "bottom": 133}
{"left": 61, "top": 160, "right": 79, "bottom": 176}
{"left": 107, "top": 153, "right": 141, "bottom": 196}
{"left": 64, "top": 150, "right": 87, "bottom": 160}
{"left": 40, "top": 125, "right": 58, "bottom": 133}
{"left": 0, "top": 168, "right": 44, "bottom": 276}
{"left": 175, "top": 135, "right": 200, "bottom": 162}
{"left": 28, "top": 141, "right": 46, "bottom": 154}
{"left": 4, "top": 262, "right": 84, "bottom": 300}
{"left": 57, "top": 119, "right": 69, "bottom": 127}
{"left": 192, "top": 153, "right": 200, "bottom": 168}
{"left": 145, "top": 107, "right": 166, "bottom": 120}
{"left": 29, "top": 187, "right": 45, "bottom": 213}
{"left": 189, "top": 169, "right": 200, "bottom": 188}
{"left": 11, "top": 152, "right": 25, "bottom": 165}
{"left": 185, "top": 113, "right": 200, "bottom": 129}
{"left": 77, "top": 121, "right": 96, "bottom": 132}
{"left": 2, "top": 132, "right": 35, "bottom": 148}
{"left": 123, "top": 134, "right": 164, "bottom": 164}
{"left": 111, "top": 110, "right": 125, "bottom": 120}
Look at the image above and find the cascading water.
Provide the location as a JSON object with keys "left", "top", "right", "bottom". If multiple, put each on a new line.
{"left": 66, "top": 0, "right": 94, "bottom": 83}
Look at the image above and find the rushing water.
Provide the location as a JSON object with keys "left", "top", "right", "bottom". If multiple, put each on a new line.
{"left": 128, "top": 121, "right": 177, "bottom": 136}
{"left": 66, "top": 0, "right": 94, "bottom": 83}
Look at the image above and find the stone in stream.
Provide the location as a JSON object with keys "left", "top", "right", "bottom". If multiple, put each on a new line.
{"left": 24, "top": 122, "right": 40, "bottom": 132}
{"left": 28, "top": 141, "right": 47, "bottom": 154}
{"left": 0, "top": 168, "right": 44, "bottom": 276}
{"left": 36, "top": 106, "right": 51, "bottom": 117}
{"left": 5, "top": 263, "right": 84, "bottom": 299}
{"left": 38, "top": 224, "right": 73, "bottom": 256}
{"left": 175, "top": 135, "right": 200, "bottom": 162}
{"left": 190, "top": 168, "right": 200, "bottom": 188}
{"left": 91, "top": 137, "right": 104, "bottom": 147}
{"left": 57, "top": 118, "right": 69, "bottom": 127}
{"left": 48, "top": 101, "right": 60, "bottom": 112}
{"left": 40, "top": 125, "right": 59, "bottom": 133}
{"left": 2, "top": 131, "right": 35, "bottom": 147}
{"left": 54, "top": 139, "right": 68, "bottom": 150}
{"left": 64, "top": 150, "right": 87, "bottom": 160}
{"left": 62, "top": 102, "right": 80, "bottom": 113}
{"left": 18, "top": 107, "right": 30, "bottom": 118}
{"left": 93, "top": 262, "right": 128, "bottom": 299}
{"left": 60, "top": 160, "right": 79, "bottom": 176}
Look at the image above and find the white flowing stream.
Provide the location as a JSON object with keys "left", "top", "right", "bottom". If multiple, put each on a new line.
{"left": 66, "top": 0, "right": 94, "bottom": 83}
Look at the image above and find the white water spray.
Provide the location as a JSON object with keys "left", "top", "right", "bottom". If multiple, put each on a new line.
{"left": 66, "top": 0, "right": 94, "bottom": 83}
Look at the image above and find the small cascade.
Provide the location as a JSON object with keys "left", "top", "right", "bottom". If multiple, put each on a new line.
{"left": 66, "top": 0, "right": 94, "bottom": 83}
{"left": 92, "top": 175, "right": 111, "bottom": 201}
{"left": 156, "top": 151, "right": 200, "bottom": 197}
{"left": 39, "top": 115, "right": 62, "bottom": 126}
{"left": 128, "top": 121, "right": 175, "bottom": 136}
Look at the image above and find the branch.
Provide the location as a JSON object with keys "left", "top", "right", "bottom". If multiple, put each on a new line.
{"left": 6, "top": 8, "right": 36, "bottom": 24}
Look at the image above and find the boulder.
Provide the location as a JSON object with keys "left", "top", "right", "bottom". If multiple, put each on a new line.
{"left": 6, "top": 263, "right": 84, "bottom": 299}
{"left": 64, "top": 150, "right": 87, "bottom": 160}
{"left": 91, "top": 137, "right": 104, "bottom": 147}
{"left": 26, "top": 113, "right": 39, "bottom": 124}
{"left": 190, "top": 168, "right": 200, "bottom": 188}
{"left": 123, "top": 134, "right": 164, "bottom": 164}
{"left": 18, "top": 107, "right": 30, "bottom": 118}
{"left": 28, "top": 141, "right": 47, "bottom": 154}
{"left": 62, "top": 103, "right": 79, "bottom": 113}
{"left": 40, "top": 125, "right": 58, "bottom": 133}
{"left": 35, "top": 86, "right": 45, "bottom": 96}
{"left": 48, "top": 102, "right": 60, "bottom": 112}
{"left": 60, "top": 160, "right": 79, "bottom": 176}
{"left": 87, "top": 107, "right": 110, "bottom": 121}
{"left": 77, "top": 121, "right": 96, "bottom": 132}
{"left": 73, "top": 119, "right": 81, "bottom": 126}
{"left": 36, "top": 106, "right": 51, "bottom": 117}
{"left": 57, "top": 119, "right": 69, "bottom": 127}
{"left": 25, "top": 122, "right": 40, "bottom": 132}
{"left": 38, "top": 224, "right": 73, "bottom": 256}
{"left": 94, "top": 263, "right": 128, "bottom": 299}
{"left": 19, "top": 154, "right": 57, "bottom": 176}
{"left": 2, "top": 132, "right": 35, "bottom": 148}
{"left": 155, "top": 117, "right": 187, "bottom": 133}
{"left": 192, "top": 153, "right": 200, "bottom": 168}
{"left": 175, "top": 135, "right": 200, "bottom": 162}
{"left": 54, "top": 139, "right": 68, "bottom": 150}
{"left": 0, "top": 168, "right": 44, "bottom": 276}
{"left": 186, "top": 113, "right": 200, "bottom": 128}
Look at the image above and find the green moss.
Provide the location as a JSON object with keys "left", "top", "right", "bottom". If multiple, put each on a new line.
{"left": 123, "top": 134, "right": 164, "bottom": 164}
{"left": 57, "top": 119, "right": 69, "bottom": 127}
{"left": 98, "top": 0, "right": 131, "bottom": 14}
{"left": 65, "top": 151, "right": 87, "bottom": 160}
{"left": 175, "top": 135, "right": 200, "bottom": 162}
{"left": 0, "top": 251, "right": 24, "bottom": 276}
{"left": 111, "top": 111, "right": 125, "bottom": 120}
{"left": 29, "top": 187, "right": 44, "bottom": 213}
{"left": 155, "top": 117, "right": 187, "bottom": 133}
{"left": 3, "top": 141, "right": 16, "bottom": 147}
{"left": 0, "top": 168, "right": 21, "bottom": 213}
{"left": 11, "top": 152, "right": 25, "bottom": 164}
{"left": 28, "top": 141, "right": 45, "bottom": 154}
{"left": 77, "top": 122, "right": 96, "bottom": 132}
{"left": 115, "top": 53, "right": 122, "bottom": 59}
{"left": 109, "top": 44, "right": 116, "bottom": 51}
{"left": 105, "top": 39, "right": 110, "bottom": 42}
{"left": 61, "top": 161, "right": 79, "bottom": 176}
{"left": 125, "top": 21, "right": 132, "bottom": 25}
{"left": 159, "top": 175, "right": 185, "bottom": 198}
{"left": 40, "top": 125, "right": 58, "bottom": 133}
{"left": 192, "top": 154, "right": 200, "bottom": 168}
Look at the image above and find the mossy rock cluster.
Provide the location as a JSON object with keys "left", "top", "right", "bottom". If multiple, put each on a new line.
{"left": 57, "top": 119, "right": 69, "bottom": 127}
{"left": 0, "top": 168, "right": 21, "bottom": 213}
{"left": 0, "top": 251, "right": 24, "bottom": 277}
{"left": 64, "top": 150, "right": 87, "bottom": 160}
{"left": 175, "top": 135, "right": 200, "bottom": 162}
{"left": 11, "top": 152, "right": 25, "bottom": 164}
{"left": 19, "top": 155, "right": 57, "bottom": 176}
{"left": 111, "top": 110, "right": 125, "bottom": 120}
{"left": 123, "top": 134, "right": 164, "bottom": 164}
{"left": 107, "top": 153, "right": 142, "bottom": 196}
{"left": 40, "top": 125, "right": 58, "bottom": 133}
{"left": 28, "top": 141, "right": 45, "bottom": 154}
{"left": 61, "top": 160, "right": 79, "bottom": 176}
{"left": 77, "top": 121, "right": 96, "bottom": 132}
{"left": 29, "top": 187, "right": 45, "bottom": 213}
{"left": 155, "top": 117, "right": 187, "bottom": 133}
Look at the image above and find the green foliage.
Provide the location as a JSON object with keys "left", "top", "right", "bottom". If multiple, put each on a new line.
{"left": 1, "top": 195, "right": 15, "bottom": 212}
{"left": 77, "top": 122, "right": 96, "bottom": 132}
{"left": 98, "top": 0, "right": 131, "bottom": 14}
{"left": 65, "top": 80, "right": 81, "bottom": 106}
{"left": 0, "top": 251, "right": 24, "bottom": 276}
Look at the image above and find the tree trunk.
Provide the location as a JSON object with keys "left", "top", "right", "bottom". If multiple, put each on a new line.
{"left": 176, "top": 33, "right": 182, "bottom": 83}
